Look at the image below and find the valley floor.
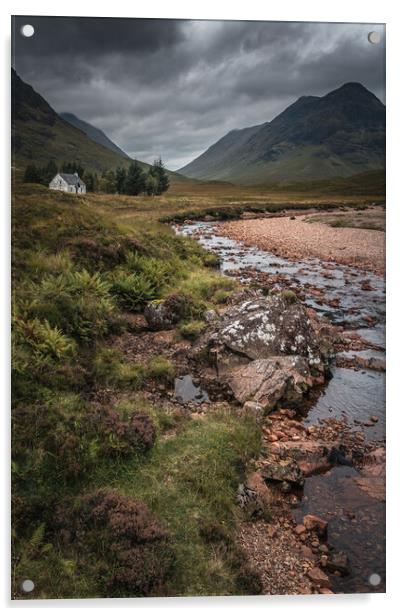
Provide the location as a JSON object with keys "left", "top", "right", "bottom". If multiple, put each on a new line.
{"left": 11, "top": 183, "right": 386, "bottom": 599}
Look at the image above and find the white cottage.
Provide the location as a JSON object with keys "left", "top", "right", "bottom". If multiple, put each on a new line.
{"left": 49, "top": 172, "right": 86, "bottom": 194}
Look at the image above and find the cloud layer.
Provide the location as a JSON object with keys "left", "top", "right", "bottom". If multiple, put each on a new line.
{"left": 13, "top": 17, "right": 385, "bottom": 169}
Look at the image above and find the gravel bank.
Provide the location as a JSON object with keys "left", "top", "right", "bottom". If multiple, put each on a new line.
{"left": 218, "top": 217, "right": 385, "bottom": 274}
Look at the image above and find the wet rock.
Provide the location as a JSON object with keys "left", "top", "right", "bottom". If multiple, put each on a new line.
{"left": 307, "top": 567, "right": 331, "bottom": 589}
{"left": 294, "top": 524, "right": 307, "bottom": 535}
{"left": 327, "top": 446, "right": 352, "bottom": 466}
{"left": 245, "top": 471, "right": 274, "bottom": 510}
{"left": 144, "top": 294, "right": 187, "bottom": 331}
{"left": 325, "top": 551, "right": 350, "bottom": 576}
{"left": 355, "top": 446, "right": 385, "bottom": 501}
{"left": 260, "top": 458, "right": 304, "bottom": 487}
{"left": 303, "top": 515, "right": 328, "bottom": 537}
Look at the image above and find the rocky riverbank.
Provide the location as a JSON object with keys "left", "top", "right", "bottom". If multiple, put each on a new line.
{"left": 175, "top": 218, "right": 385, "bottom": 594}
{"left": 217, "top": 213, "right": 385, "bottom": 275}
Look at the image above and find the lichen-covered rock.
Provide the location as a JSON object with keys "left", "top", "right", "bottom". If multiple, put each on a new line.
{"left": 191, "top": 292, "right": 328, "bottom": 411}
{"left": 144, "top": 294, "right": 187, "bottom": 331}
{"left": 208, "top": 295, "right": 322, "bottom": 365}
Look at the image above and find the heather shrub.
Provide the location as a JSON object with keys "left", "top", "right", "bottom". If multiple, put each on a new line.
{"left": 12, "top": 392, "right": 98, "bottom": 522}
{"left": 90, "top": 407, "right": 156, "bottom": 456}
{"left": 65, "top": 490, "right": 174, "bottom": 596}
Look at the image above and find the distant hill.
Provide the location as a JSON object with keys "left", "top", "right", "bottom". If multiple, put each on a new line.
{"left": 60, "top": 112, "right": 129, "bottom": 159}
{"left": 11, "top": 69, "right": 186, "bottom": 183}
{"left": 179, "top": 83, "right": 385, "bottom": 185}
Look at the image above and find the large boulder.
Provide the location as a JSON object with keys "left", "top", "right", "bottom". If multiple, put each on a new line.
{"left": 209, "top": 295, "right": 322, "bottom": 365}
{"left": 224, "top": 356, "right": 311, "bottom": 411}
{"left": 144, "top": 294, "right": 187, "bottom": 331}
{"left": 193, "top": 293, "right": 328, "bottom": 411}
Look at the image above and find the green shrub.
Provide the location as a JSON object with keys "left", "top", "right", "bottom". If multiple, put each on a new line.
{"left": 12, "top": 392, "right": 98, "bottom": 513}
{"left": 179, "top": 271, "right": 235, "bottom": 303}
{"left": 109, "top": 272, "right": 158, "bottom": 311}
{"left": 25, "top": 270, "right": 115, "bottom": 342}
{"left": 281, "top": 289, "right": 298, "bottom": 305}
{"left": 12, "top": 316, "right": 76, "bottom": 374}
{"left": 146, "top": 356, "right": 175, "bottom": 384}
{"left": 212, "top": 289, "right": 232, "bottom": 304}
{"left": 179, "top": 320, "right": 206, "bottom": 341}
{"left": 93, "top": 347, "right": 144, "bottom": 388}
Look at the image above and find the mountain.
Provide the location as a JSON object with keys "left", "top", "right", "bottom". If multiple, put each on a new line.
{"left": 179, "top": 83, "right": 385, "bottom": 185}
{"left": 11, "top": 69, "right": 187, "bottom": 184}
{"left": 60, "top": 112, "right": 129, "bottom": 159}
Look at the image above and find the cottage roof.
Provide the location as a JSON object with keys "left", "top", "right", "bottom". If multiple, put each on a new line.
{"left": 59, "top": 173, "right": 85, "bottom": 186}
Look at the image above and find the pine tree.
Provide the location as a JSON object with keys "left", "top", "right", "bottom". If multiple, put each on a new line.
{"left": 99, "top": 170, "right": 117, "bottom": 193}
{"left": 83, "top": 171, "right": 96, "bottom": 192}
{"left": 149, "top": 156, "right": 170, "bottom": 195}
{"left": 42, "top": 160, "right": 58, "bottom": 185}
{"left": 23, "top": 164, "right": 43, "bottom": 184}
{"left": 145, "top": 173, "right": 159, "bottom": 196}
{"left": 62, "top": 161, "right": 84, "bottom": 177}
{"left": 124, "top": 161, "right": 146, "bottom": 195}
{"left": 115, "top": 167, "right": 127, "bottom": 194}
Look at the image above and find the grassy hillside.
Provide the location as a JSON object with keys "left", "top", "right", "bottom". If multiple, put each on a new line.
{"left": 60, "top": 112, "right": 130, "bottom": 159}
{"left": 11, "top": 182, "right": 263, "bottom": 599}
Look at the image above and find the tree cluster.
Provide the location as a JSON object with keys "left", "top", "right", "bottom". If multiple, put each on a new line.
{"left": 23, "top": 157, "right": 170, "bottom": 196}
{"left": 23, "top": 160, "right": 99, "bottom": 192}
{"left": 101, "top": 158, "right": 170, "bottom": 196}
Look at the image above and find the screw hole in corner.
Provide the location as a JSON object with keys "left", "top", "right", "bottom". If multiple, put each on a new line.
{"left": 21, "top": 579, "right": 35, "bottom": 593}
{"left": 368, "top": 573, "right": 381, "bottom": 587}
{"left": 368, "top": 31, "right": 381, "bottom": 45}
{"left": 20, "top": 24, "right": 35, "bottom": 38}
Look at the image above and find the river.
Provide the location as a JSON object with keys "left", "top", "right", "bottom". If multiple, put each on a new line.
{"left": 177, "top": 219, "right": 386, "bottom": 594}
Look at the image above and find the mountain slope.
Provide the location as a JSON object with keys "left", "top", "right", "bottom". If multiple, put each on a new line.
{"left": 179, "top": 83, "right": 385, "bottom": 185}
{"left": 60, "top": 112, "right": 129, "bottom": 159}
{"left": 11, "top": 69, "right": 187, "bottom": 184}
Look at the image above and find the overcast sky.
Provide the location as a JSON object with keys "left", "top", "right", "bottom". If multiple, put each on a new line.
{"left": 12, "top": 17, "right": 385, "bottom": 170}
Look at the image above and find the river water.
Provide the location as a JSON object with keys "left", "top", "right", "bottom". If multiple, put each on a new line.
{"left": 177, "top": 220, "right": 386, "bottom": 594}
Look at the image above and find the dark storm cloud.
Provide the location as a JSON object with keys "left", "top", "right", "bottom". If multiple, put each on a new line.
{"left": 13, "top": 16, "right": 185, "bottom": 56}
{"left": 12, "top": 18, "right": 385, "bottom": 169}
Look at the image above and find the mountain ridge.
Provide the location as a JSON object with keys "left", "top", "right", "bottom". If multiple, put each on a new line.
{"left": 60, "top": 112, "right": 129, "bottom": 159}
{"left": 179, "top": 82, "right": 385, "bottom": 185}
{"left": 11, "top": 69, "right": 187, "bottom": 184}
